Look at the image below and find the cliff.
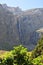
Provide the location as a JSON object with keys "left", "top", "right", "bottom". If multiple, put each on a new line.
{"left": 0, "top": 4, "right": 43, "bottom": 50}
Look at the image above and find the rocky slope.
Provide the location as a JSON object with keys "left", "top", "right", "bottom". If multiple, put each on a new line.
{"left": 0, "top": 4, "right": 43, "bottom": 50}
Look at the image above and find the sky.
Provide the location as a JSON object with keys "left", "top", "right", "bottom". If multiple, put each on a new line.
{"left": 0, "top": 0, "right": 43, "bottom": 10}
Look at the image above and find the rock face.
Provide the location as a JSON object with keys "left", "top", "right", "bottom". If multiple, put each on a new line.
{"left": 0, "top": 4, "right": 43, "bottom": 50}
{"left": 0, "top": 4, "right": 20, "bottom": 50}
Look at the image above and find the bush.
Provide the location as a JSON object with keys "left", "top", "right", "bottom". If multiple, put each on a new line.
{"left": 2, "top": 53, "right": 14, "bottom": 65}
{"left": 0, "top": 45, "right": 37, "bottom": 65}
{"left": 0, "top": 58, "right": 3, "bottom": 65}
{"left": 32, "top": 55, "right": 43, "bottom": 65}
{"left": 11, "top": 45, "right": 33, "bottom": 65}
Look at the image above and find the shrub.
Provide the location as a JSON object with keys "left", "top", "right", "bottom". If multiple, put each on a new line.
{"left": 32, "top": 55, "right": 43, "bottom": 65}
{"left": 0, "top": 58, "right": 3, "bottom": 65}
{"left": 11, "top": 45, "right": 33, "bottom": 65}
{"left": 31, "top": 36, "right": 43, "bottom": 58}
{"left": 2, "top": 52, "right": 14, "bottom": 65}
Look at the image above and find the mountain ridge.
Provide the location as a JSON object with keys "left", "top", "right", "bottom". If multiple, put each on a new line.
{"left": 0, "top": 4, "right": 43, "bottom": 50}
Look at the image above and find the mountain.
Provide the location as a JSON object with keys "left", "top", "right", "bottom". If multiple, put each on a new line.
{"left": 0, "top": 4, "right": 43, "bottom": 50}
{"left": 2, "top": 4, "right": 23, "bottom": 15}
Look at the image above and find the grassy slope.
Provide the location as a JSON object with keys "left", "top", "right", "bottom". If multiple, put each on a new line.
{"left": 0, "top": 50, "right": 8, "bottom": 58}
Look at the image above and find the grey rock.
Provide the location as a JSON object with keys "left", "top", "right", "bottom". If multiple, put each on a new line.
{"left": 0, "top": 4, "right": 43, "bottom": 50}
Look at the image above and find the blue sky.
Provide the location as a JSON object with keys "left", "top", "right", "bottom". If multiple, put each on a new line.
{"left": 0, "top": 0, "right": 43, "bottom": 10}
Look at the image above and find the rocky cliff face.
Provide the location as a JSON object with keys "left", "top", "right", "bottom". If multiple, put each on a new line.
{"left": 0, "top": 4, "right": 20, "bottom": 50}
{"left": 0, "top": 4, "right": 43, "bottom": 50}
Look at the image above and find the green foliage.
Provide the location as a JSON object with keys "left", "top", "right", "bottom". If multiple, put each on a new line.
{"left": 2, "top": 52, "right": 14, "bottom": 65}
{"left": 11, "top": 45, "right": 32, "bottom": 65}
{"left": 0, "top": 45, "right": 33, "bottom": 65}
{"left": 0, "top": 40, "right": 43, "bottom": 65}
{"left": 0, "top": 58, "right": 3, "bottom": 65}
{"left": 12, "top": 45, "right": 27, "bottom": 55}
{"left": 31, "top": 36, "right": 43, "bottom": 58}
{"left": 32, "top": 55, "right": 43, "bottom": 65}
{"left": 3, "top": 57, "right": 14, "bottom": 65}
